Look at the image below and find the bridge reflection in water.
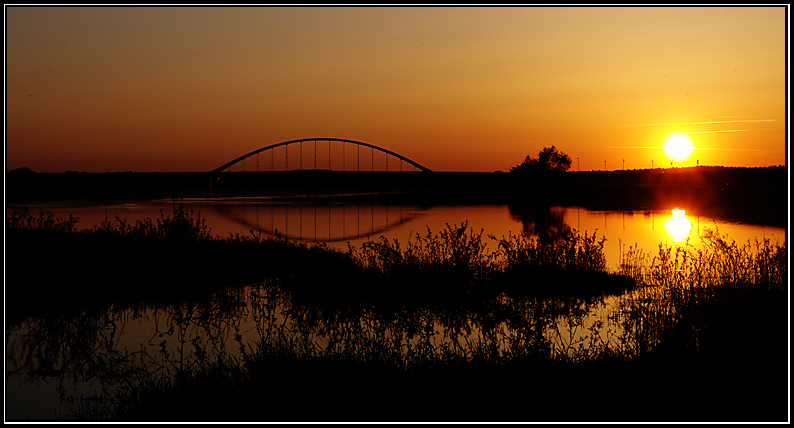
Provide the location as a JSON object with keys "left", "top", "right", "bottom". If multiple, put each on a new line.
{"left": 211, "top": 201, "right": 424, "bottom": 243}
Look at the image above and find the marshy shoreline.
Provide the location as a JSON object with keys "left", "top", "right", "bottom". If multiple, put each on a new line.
{"left": 5, "top": 204, "right": 788, "bottom": 422}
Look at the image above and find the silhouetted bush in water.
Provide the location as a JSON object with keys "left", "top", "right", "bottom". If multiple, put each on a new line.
{"left": 92, "top": 204, "right": 212, "bottom": 241}
{"left": 357, "top": 222, "right": 491, "bottom": 282}
{"left": 346, "top": 222, "right": 492, "bottom": 307}
{"left": 490, "top": 228, "right": 635, "bottom": 298}
{"left": 342, "top": 222, "right": 635, "bottom": 307}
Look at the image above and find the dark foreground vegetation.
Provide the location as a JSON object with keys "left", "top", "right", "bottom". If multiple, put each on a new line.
{"left": 5, "top": 206, "right": 788, "bottom": 422}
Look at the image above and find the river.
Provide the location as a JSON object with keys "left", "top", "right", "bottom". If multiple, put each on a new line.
{"left": 5, "top": 197, "right": 786, "bottom": 270}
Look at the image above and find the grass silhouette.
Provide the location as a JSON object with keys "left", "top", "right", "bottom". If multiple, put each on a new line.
{"left": 5, "top": 205, "right": 788, "bottom": 422}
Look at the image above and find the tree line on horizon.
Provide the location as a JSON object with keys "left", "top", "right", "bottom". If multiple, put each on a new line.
{"left": 509, "top": 145, "right": 573, "bottom": 176}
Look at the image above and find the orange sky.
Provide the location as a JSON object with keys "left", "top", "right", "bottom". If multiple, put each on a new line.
{"left": 4, "top": 6, "right": 788, "bottom": 172}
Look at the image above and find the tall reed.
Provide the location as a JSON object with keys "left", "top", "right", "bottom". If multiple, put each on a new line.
{"left": 492, "top": 228, "right": 607, "bottom": 273}
{"left": 92, "top": 204, "right": 212, "bottom": 241}
{"left": 353, "top": 221, "right": 492, "bottom": 283}
{"left": 618, "top": 227, "right": 786, "bottom": 291}
{"left": 6, "top": 208, "right": 78, "bottom": 233}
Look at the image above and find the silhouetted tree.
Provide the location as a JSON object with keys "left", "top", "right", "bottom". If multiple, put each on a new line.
{"left": 510, "top": 145, "right": 572, "bottom": 176}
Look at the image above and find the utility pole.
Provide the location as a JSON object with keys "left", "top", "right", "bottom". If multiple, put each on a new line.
{"left": 604, "top": 160, "right": 606, "bottom": 171}
{"left": 623, "top": 159, "right": 625, "bottom": 170}
{"left": 577, "top": 157, "right": 579, "bottom": 171}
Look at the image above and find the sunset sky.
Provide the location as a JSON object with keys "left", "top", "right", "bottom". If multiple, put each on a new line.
{"left": 4, "top": 6, "right": 787, "bottom": 173}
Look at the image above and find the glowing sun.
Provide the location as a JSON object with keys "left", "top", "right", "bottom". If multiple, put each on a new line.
{"left": 663, "top": 132, "right": 695, "bottom": 163}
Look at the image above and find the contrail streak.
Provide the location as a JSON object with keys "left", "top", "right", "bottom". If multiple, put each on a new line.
{"left": 607, "top": 146, "right": 776, "bottom": 153}
{"left": 685, "top": 128, "right": 778, "bottom": 134}
{"left": 684, "top": 129, "right": 749, "bottom": 134}
{"left": 617, "top": 119, "right": 776, "bottom": 127}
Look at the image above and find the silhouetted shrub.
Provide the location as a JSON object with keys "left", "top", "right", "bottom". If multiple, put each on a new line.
{"left": 6, "top": 208, "right": 78, "bottom": 233}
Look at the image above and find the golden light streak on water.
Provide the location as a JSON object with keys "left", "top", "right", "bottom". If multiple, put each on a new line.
{"left": 663, "top": 208, "right": 693, "bottom": 243}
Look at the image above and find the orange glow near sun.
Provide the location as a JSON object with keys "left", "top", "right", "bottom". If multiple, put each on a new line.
{"left": 663, "top": 133, "right": 695, "bottom": 165}
{"left": 3, "top": 7, "right": 785, "bottom": 172}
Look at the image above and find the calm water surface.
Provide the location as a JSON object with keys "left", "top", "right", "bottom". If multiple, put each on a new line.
{"left": 6, "top": 198, "right": 786, "bottom": 269}
{"left": 5, "top": 198, "right": 786, "bottom": 419}
{"left": 7, "top": 280, "right": 635, "bottom": 420}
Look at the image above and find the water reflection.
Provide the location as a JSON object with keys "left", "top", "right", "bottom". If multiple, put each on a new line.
{"left": 6, "top": 281, "right": 630, "bottom": 420}
{"left": 6, "top": 290, "right": 251, "bottom": 420}
{"left": 663, "top": 208, "right": 693, "bottom": 243}
{"left": 5, "top": 201, "right": 785, "bottom": 271}
{"left": 507, "top": 205, "right": 572, "bottom": 242}
{"left": 212, "top": 202, "right": 424, "bottom": 242}
{"left": 5, "top": 199, "right": 787, "bottom": 420}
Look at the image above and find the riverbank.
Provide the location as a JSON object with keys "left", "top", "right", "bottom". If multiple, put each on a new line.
{"left": 6, "top": 165, "right": 788, "bottom": 226}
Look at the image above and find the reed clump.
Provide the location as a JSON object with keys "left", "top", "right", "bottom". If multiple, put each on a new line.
{"left": 346, "top": 222, "right": 493, "bottom": 307}
{"left": 356, "top": 222, "right": 491, "bottom": 282}
{"left": 491, "top": 229, "right": 635, "bottom": 298}
{"left": 618, "top": 227, "right": 786, "bottom": 291}
{"left": 343, "top": 222, "right": 635, "bottom": 308}
{"left": 6, "top": 208, "right": 79, "bottom": 233}
{"left": 91, "top": 204, "right": 212, "bottom": 242}
{"left": 614, "top": 227, "right": 787, "bottom": 363}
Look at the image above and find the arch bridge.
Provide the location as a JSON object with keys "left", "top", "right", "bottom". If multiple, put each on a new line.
{"left": 210, "top": 137, "right": 432, "bottom": 175}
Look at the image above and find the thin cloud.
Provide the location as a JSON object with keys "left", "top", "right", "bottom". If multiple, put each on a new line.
{"left": 606, "top": 146, "right": 666, "bottom": 149}
{"left": 685, "top": 128, "right": 778, "bottom": 134}
{"left": 688, "top": 147, "right": 778, "bottom": 152}
{"left": 617, "top": 119, "right": 776, "bottom": 127}
{"left": 685, "top": 129, "right": 749, "bottom": 134}
{"left": 607, "top": 145, "right": 776, "bottom": 153}
{"left": 687, "top": 119, "right": 775, "bottom": 125}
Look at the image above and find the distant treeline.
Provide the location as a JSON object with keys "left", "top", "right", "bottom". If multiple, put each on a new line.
{"left": 6, "top": 166, "right": 787, "bottom": 226}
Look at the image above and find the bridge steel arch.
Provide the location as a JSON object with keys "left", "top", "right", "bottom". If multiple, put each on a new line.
{"left": 210, "top": 137, "right": 433, "bottom": 175}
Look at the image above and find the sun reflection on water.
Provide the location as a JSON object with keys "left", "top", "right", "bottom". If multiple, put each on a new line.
{"left": 663, "top": 208, "right": 693, "bottom": 243}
